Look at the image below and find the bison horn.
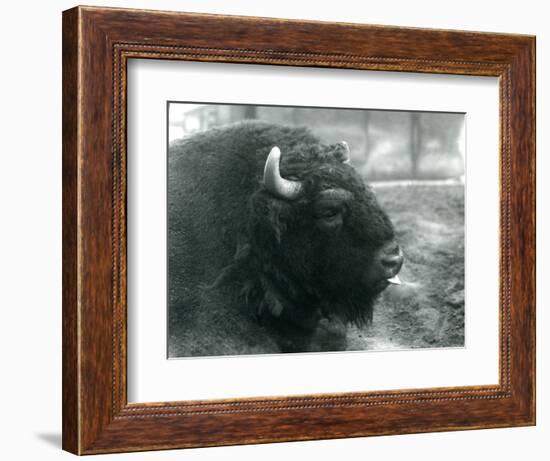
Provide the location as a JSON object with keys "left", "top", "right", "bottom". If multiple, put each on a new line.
{"left": 339, "top": 141, "right": 351, "bottom": 164}
{"left": 263, "top": 146, "right": 303, "bottom": 200}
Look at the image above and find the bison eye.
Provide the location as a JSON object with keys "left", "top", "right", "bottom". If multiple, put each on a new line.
{"left": 313, "top": 199, "right": 345, "bottom": 218}
{"left": 315, "top": 208, "right": 340, "bottom": 219}
{"left": 313, "top": 202, "right": 345, "bottom": 232}
{"left": 315, "top": 212, "right": 343, "bottom": 233}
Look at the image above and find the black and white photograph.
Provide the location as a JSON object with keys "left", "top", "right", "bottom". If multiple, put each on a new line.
{"left": 167, "top": 102, "right": 465, "bottom": 358}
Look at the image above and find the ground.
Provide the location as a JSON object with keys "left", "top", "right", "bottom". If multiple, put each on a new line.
{"left": 346, "top": 183, "right": 465, "bottom": 351}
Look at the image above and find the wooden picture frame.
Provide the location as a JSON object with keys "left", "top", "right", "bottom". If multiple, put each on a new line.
{"left": 62, "top": 5, "right": 535, "bottom": 455}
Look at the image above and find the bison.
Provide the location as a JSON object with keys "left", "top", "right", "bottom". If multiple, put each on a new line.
{"left": 168, "top": 121, "right": 403, "bottom": 356}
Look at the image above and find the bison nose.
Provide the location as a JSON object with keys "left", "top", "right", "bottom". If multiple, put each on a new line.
{"left": 377, "top": 242, "right": 404, "bottom": 279}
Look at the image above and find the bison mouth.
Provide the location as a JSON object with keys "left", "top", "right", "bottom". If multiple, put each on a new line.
{"left": 365, "top": 240, "right": 404, "bottom": 290}
{"left": 372, "top": 273, "right": 402, "bottom": 293}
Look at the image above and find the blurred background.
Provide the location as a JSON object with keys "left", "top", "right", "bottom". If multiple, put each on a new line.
{"left": 169, "top": 102, "right": 465, "bottom": 182}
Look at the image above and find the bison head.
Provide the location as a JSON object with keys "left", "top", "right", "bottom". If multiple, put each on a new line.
{"left": 215, "top": 139, "right": 403, "bottom": 344}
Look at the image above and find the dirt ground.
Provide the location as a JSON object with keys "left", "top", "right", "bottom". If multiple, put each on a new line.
{"left": 346, "top": 183, "right": 465, "bottom": 351}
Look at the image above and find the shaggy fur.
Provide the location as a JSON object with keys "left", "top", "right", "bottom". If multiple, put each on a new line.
{"left": 168, "top": 121, "right": 396, "bottom": 356}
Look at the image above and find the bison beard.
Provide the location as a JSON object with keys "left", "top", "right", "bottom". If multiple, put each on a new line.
{"left": 168, "top": 121, "right": 401, "bottom": 356}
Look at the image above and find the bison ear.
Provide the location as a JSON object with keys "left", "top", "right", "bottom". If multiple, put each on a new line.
{"left": 336, "top": 141, "right": 351, "bottom": 164}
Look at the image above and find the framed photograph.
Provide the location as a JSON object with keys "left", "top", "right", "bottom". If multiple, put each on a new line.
{"left": 62, "top": 6, "right": 535, "bottom": 455}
